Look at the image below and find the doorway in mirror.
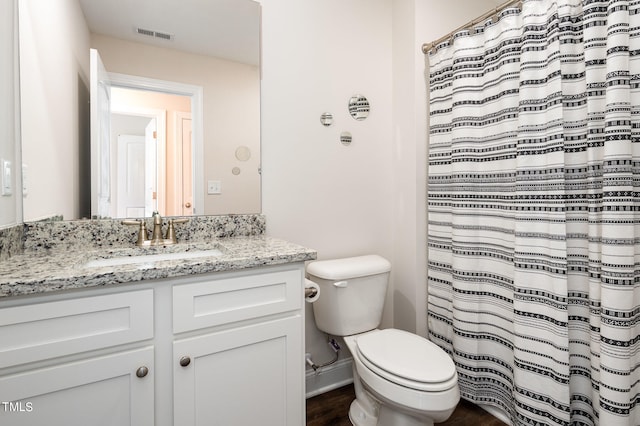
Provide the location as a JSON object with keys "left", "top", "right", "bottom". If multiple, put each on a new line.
{"left": 109, "top": 86, "right": 192, "bottom": 219}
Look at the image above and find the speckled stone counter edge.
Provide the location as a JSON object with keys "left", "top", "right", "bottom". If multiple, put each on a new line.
{"left": 0, "top": 224, "right": 23, "bottom": 261}
{"left": 0, "top": 214, "right": 318, "bottom": 299}
{"left": 22, "top": 214, "right": 266, "bottom": 252}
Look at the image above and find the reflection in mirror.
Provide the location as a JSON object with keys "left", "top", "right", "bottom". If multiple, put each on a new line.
{"left": 0, "top": 0, "right": 19, "bottom": 228}
{"left": 19, "top": 0, "right": 261, "bottom": 222}
{"left": 110, "top": 87, "right": 193, "bottom": 218}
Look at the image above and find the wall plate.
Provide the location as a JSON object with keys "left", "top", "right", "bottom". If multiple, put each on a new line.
{"left": 207, "top": 180, "right": 222, "bottom": 195}
{"left": 1, "top": 159, "right": 12, "bottom": 196}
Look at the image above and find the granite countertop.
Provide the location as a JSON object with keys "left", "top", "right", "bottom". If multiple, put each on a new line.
{"left": 0, "top": 236, "right": 317, "bottom": 298}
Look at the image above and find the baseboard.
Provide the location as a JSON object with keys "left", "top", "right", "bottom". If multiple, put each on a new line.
{"left": 305, "top": 357, "right": 354, "bottom": 399}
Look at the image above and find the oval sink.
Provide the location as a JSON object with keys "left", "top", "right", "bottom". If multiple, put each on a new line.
{"left": 84, "top": 248, "right": 224, "bottom": 268}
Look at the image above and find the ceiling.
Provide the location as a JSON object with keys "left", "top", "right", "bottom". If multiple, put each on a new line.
{"left": 78, "top": 0, "right": 260, "bottom": 66}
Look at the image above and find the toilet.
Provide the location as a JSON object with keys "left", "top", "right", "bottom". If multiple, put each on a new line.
{"left": 307, "top": 255, "right": 459, "bottom": 426}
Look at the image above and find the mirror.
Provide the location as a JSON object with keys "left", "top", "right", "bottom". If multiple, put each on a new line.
{"left": 18, "top": 0, "right": 261, "bottom": 221}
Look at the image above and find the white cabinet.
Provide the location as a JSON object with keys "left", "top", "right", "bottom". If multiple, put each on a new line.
{"left": 173, "top": 316, "right": 302, "bottom": 426}
{"left": 0, "top": 347, "right": 154, "bottom": 426}
{"left": 0, "top": 290, "right": 155, "bottom": 426}
{"left": 0, "top": 263, "right": 305, "bottom": 426}
{"left": 172, "top": 267, "right": 304, "bottom": 426}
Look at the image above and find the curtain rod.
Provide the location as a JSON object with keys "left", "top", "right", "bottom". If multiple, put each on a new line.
{"left": 421, "top": 0, "right": 522, "bottom": 54}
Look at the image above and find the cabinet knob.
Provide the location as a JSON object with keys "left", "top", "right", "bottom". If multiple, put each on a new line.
{"left": 180, "top": 356, "right": 191, "bottom": 367}
{"left": 185, "top": 202, "right": 192, "bottom": 208}
{"left": 136, "top": 366, "right": 149, "bottom": 378}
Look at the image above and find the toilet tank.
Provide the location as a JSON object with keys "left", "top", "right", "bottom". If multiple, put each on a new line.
{"left": 306, "top": 255, "right": 391, "bottom": 336}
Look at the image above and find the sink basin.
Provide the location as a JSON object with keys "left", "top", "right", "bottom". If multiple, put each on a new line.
{"left": 84, "top": 248, "right": 224, "bottom": 268}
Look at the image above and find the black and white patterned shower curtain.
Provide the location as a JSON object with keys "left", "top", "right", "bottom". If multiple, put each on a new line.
{"left": 427, "top": 1, "right": 640, "bottom": 424}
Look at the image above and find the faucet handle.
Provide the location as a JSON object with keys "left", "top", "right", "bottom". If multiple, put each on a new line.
{"left": 122, "top": 219, "right": 149, "bottom": 246}
{"left": 166, "top": 218, "right": 189, "bottom": 243}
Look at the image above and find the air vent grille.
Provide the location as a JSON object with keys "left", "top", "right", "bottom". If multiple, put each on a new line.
{"left": 136, "top": 27, "right": 174, "bottom": 41}
{"left": 154, "top": 31, "right": 172, "bottom": 40}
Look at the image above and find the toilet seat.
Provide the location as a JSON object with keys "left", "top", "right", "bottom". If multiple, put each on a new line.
{"left": 355, "top": 329, "right": 457, "bottom": 392}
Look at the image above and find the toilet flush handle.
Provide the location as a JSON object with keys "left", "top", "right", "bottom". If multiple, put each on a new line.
{"left": 333, "top": 281, "right": 348, "bottom": 288}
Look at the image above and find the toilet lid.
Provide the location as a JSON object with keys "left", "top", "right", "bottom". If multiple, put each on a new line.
{"left": 356, "top": 329, "right": 456, "bottom": 385}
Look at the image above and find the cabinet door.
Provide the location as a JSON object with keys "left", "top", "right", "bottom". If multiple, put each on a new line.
{"left": 174, "top": 316, "right": 303, "bottom": 426}
{"left": 0, "top": 347, "right": 154, "bottom": 426}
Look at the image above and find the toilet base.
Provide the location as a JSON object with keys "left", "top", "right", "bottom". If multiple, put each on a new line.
{"left": 349, "top": 397, "right": 436, "bottom": 426}
{"left": 378, "top": 404, "right": 434, "bottom": 426}
{"left": 349, "top": 399, "right": 378, "bottom": 426}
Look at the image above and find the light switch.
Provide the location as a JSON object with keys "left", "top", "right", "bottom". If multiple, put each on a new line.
{"left": 207, "top": 180, "right": 222, "bottom": 195}
{"left": 1, "top": 160, "right": 11, "bottom": 196}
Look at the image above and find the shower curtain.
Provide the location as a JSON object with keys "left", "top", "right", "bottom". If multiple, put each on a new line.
{"left": 427, "top": 1, "right": 640, "bottom": 425}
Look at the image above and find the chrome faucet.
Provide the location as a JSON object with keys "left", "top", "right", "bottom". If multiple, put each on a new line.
{"left": 122, "top": 212, "right": 188, "bottom": 247}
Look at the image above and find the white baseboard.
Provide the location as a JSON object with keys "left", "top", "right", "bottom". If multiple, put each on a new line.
{"left": 305, "top": 357, "right": 354, "bottom": 399}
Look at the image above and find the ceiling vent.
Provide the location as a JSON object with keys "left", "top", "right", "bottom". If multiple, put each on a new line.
{"left": 136, "top": 27, "right": 174, "bottom": 41}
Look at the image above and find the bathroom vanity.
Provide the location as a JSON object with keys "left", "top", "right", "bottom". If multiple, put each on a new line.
{"left": 0, "top": 218, "right": 316, "bottom": 426}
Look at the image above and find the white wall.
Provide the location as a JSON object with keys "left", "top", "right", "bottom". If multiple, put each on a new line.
{"left": 19, "top": 0, "right": 90, "bottom": 221}
{"left": 0, "top": 0, "right": 20, "bottom": 228}
{"left": 260, "top": 0, "right": 395, "bottom": 260}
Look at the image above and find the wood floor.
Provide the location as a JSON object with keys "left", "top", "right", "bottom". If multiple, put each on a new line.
{"left": 306, "top": 384, "right": 507, "bottom": 426}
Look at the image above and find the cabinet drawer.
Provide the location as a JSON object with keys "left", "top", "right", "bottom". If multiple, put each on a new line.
{"left": 173, "top": 268, "right": 302, "bottom": 333}
{"left": 0, "top": 289, "right": 153, "bottom": 369}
